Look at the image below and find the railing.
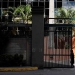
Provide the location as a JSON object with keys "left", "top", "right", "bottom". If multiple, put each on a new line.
{"left": 44, "top": 18, "right": 75, "bottom": 25}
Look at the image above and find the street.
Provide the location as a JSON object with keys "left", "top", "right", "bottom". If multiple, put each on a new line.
{"left": 0, "top": 68, "right": 75, "bottom": 75}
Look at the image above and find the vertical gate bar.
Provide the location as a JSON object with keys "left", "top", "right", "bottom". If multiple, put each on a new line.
{"left": 69, "top": 27, "right": 71, "bottom": 66}
{"left": 45, "top": 31, "right": 48, "bottom": 67}
{"left": 53, "top": 32, "right": 54, "bottom": 68}
{"left": 44, "top": 31, "right": 47, "bottom": 66}
{"left": 58, "top": 27, "right": 60, "bottom": 67}
{"left": 49, "top": 30, "right": 51, "bottom": 67}
{"left": 64, "top": 27, "right": 65, "bottom": 67}
{"left": 70, "top": 27, "right": 71, "bottom": 66}
{"left": 52, "top": 30, "right": 53, "bottom": 67}
{"left": 62, "top": 27, "right": 63, "bottom": 67}
{"left": 59, "top": 28, "right": 61, "bottom": 68}
{"left": 46, "top": 32, "right": 48, "bottom": 67}
{"left": 59, "top": 27, "right": 60, "bottom": 67}
{"left": 68, "top": 27, "right": 70, "bottom": 65}
{"left": 49, "top": 30, "right": 50, "bottom": 67}
{"left": 54, "top": 27, "right": 57, "bottom": 67}
{"left": 63, "top": 27, "right": 66, "bottom": 67}
{"left": 68, "top": 27, "right": 69, "bottom": 66}
{"left": 67, "top": 27, "right": 70, "bottom": 65}
{"left": 26, "top": 30, "right": 28, "bottom": 65}
{"left": 63, "top": 27, "right": 65, "bottom": 67}
{"left": 30, "top": 29, "right": 32, "bottom": 66}
{"left": 58, "top": 27, "right": 61, "bottom": 67}
{"left": 70, "top": 27, "right": 72, "bottom": 67}
{"left": 56, "top": 27, "right": 58, "bottom": 67}
{"left": 47, "top": 31, "right": 49, "bottom": 67}
{"left": 53, "top": 28, "right": 55, "bottom": 67}
{"left": 25, "top": 29, "right": 27, "bottom": 65}
{"left": 54, "top": 28, "right": 56, "bottom": 68}
{"left": 61, "top": 27, "right": 64, "bottom": 67}
{"left": 65, "top": 27, "right": 67, "bottom": 67}
{"left": 59, "top": 27, "right": 63, "bottom": 67}
{"left": 48, "top": 32, "right": 50, "bottom": 67}
{"left": 61, "top": 27, "right": 63, "bottom": 67}
{"left": 44, "top": 18, "right": 45, "bottom": 67}
{"left": 57, "top": 28, "right": 58, "bottom": 50}
{"left": 67, "top": 27, "right": 68, "bottom": 66}
{"left": 57, "top": 27, "right": 58, "bottom": 67}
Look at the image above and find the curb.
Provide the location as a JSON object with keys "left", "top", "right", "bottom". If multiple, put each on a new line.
{"left": 0, "top": 67, "right": 38, "bottom": 72}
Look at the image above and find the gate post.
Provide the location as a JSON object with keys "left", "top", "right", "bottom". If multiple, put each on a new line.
{"left": 32, "top": 6, "right": 44, "bottom": 68}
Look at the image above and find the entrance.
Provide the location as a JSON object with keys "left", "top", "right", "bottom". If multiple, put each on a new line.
{"left": 44, "top": 18, "right": 72, "bottom": 68}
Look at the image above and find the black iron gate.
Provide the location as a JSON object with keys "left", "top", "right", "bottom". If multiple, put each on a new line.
{"left": 44, "top": 18, "right": 73, "bottom": 68}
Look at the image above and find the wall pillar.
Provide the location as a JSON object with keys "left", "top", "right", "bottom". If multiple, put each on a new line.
{"left": 32, "top": 7, "right": 44, "bottom": 68}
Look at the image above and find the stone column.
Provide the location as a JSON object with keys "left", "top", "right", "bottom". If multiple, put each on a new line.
{"left": 32, "top": 6, "right": 44, "bottom": 68}
{"left": 48, "top": 0, "right": 55, "bottom": 49}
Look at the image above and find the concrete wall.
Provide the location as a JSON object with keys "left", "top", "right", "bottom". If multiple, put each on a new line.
{"left": 4, "top": 38, "right": 31, "bottom": 60}
{"left": 44, "top": 36, "right": 71, "bottom": 62}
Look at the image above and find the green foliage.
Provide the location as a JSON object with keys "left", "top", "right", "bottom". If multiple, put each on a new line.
{"left": 0, "top": 54, "right": 25, "bottom": 67}
{"left": 55, "top": 7, "right": 75, "bottom": 24}
{"left": 2, "top": 4, "right": 32, "bottom": 23}
{"left": 56, "top": 7, "right": 75, "bottom": 18}
{"left": 65, "top": 44, "right": 69, "bottom": 49}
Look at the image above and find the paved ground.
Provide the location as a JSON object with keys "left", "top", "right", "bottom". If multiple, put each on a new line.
{"left": 0, "top": 59, "right": 75, "bottom": 75}
{"left": 0, "top": 67, "right": 38, "bottom": 72}
{"left": 0, "top": 68, "right": 75, "bottom": 75}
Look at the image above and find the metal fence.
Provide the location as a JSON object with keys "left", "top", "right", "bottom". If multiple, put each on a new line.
{"left": 44, "top": 18, "right": 73, "bottom": 68}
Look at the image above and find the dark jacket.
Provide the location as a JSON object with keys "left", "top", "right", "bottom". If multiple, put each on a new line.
{"left": 70, "top": 50, "right": 74, "bottom": 65}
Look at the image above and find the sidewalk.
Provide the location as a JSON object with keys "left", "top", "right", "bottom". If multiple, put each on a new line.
{"left": 0, "top": 59, "right": 75, "bottom": 72}
{"left": 0, "top": 67, "right": 38, "bottom": 72}
{"left": 0, "top": 68, "right": 75, "bottom": 75}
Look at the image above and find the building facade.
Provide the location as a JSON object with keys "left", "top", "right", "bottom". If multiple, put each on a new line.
{"left": 1, "top": 0, "right": 75, "bottom": 22}
{"left": 0, "top": 0, "right": 73, "bottom": 68}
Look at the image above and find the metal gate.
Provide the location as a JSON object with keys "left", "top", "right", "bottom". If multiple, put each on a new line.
{"left": 44, "top": 18, "right": 73, "bottom": 68}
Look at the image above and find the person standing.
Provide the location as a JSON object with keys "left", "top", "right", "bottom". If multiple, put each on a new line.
{"left": 70, "top": 50, "right": 74, "bottom": 68}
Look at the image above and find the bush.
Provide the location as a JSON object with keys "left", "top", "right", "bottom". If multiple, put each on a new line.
{"left": 0, "top": 54, "right": 26, "bottom": 67}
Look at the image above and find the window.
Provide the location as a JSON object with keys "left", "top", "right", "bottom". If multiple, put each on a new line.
{"left": 45, "top": 9, "right": 49, "bottom": 15}
{"left": 21, "top": 2, "right": 26, "bottom": 5}
{"left": 3, "top": 0, "right": 8, "bottom": 1}
{"left": 9, "top": 0, "right": 14, "bottom": 1}
{"left": 0, "top": 2, "right": 1, "bottom": 8}
{"left": 57, "top": 2, "right": 62, "bottom": 8}
{"left": 68, "top": 1, "right": 75, "bottom": 6}
{"left": 9, "top": 2, "right": 14, "bottom": 7}
{"left": 45, "top": 2, "right": 49, "bottom": 8}
{"left": 32, "top": 2, "right": 38, "bottom": 6}
{"left": 57, "top": 0, "right": 62, "bottom": 1}
{"left": 15, "top": 2, "right": 20, "bottom": 7}
{"left": 45, "top": 0, "right": 49, "bottom": 1}
{"left": 69, "top": 0, "right": 74, "bottom": 1}
{"left": 2, "top": 2, "right": 8, "bottom": 8}
{"left": 15, "top": 0, "right": 20, "bottom": 1}
{"left": 39, "top": 2, "right": 44, "bottom": 6}
{"left": 54, "top": 2, "right": 57, "bottom": 8}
